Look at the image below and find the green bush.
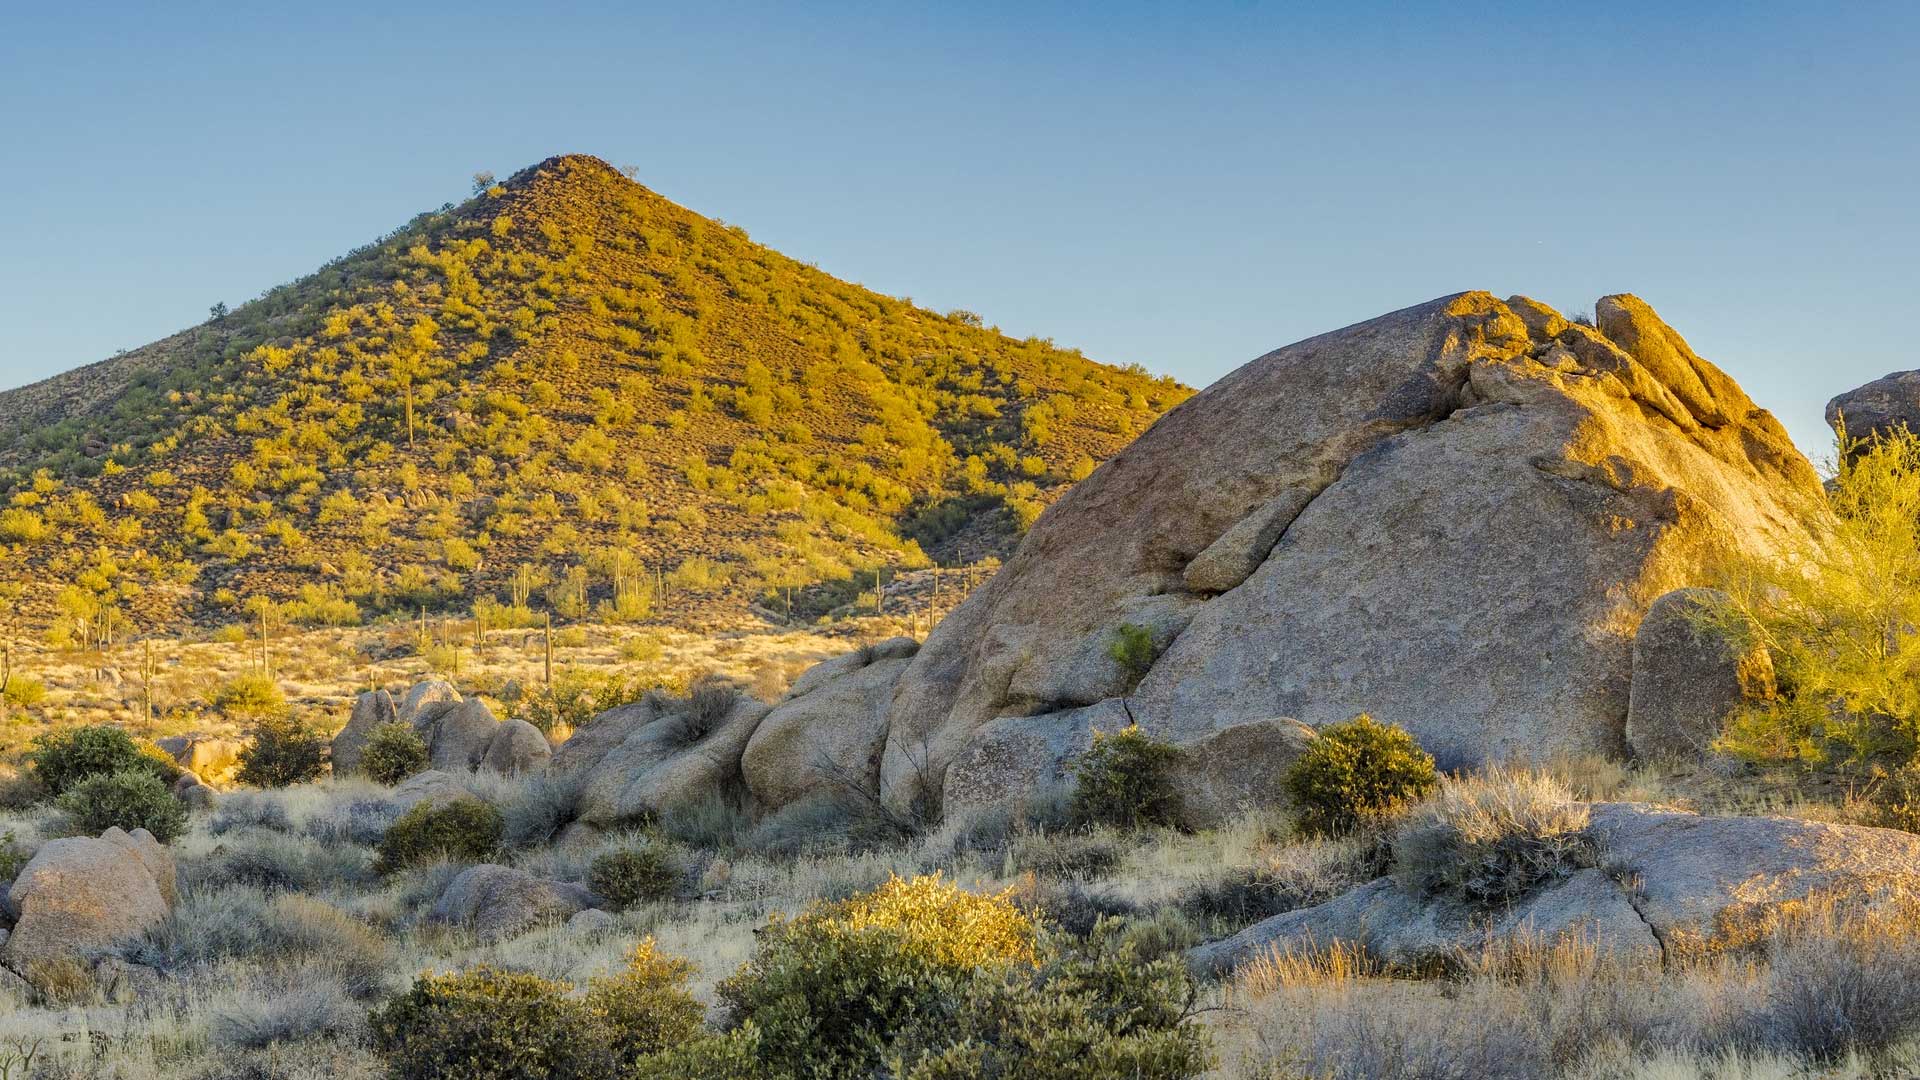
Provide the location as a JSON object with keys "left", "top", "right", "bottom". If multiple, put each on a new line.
{"left": 27, "top": 725, "right": 178, "bottom": 796}
{"left": 1069, "top": 725, "right": 1182, "bottom": 830}
{"left": 1284, "top": 714, "right": 1437, "bottom": 837}
{"left": 588, "top": 844, "right": 680, "bottom": 909}
{"left": 372, "top": 940, "right": 705, "bottom": 1079}
{"left": 213, "top": 673, "right": 288, "bottom": 721}
{"left": 886, "top": 920, "right": 1211, "bottom": 1079}
{"left": 57, "top": 769, "right": 187, "bottom": 843}
{"left": 1704, "top": 424, "right": 1920, "bottom": 768}
{"left": 2, "top": 675, "right": 46, "bottom": 708}
{"left": 1391, "top": 767, "right": 1596, "bottom": 905}
{"left": 235, "top": 714, "right": 329, "bottom": 788}
{"left": 371, "top": 966, "right": 597, "bottom": 1080}
{"left": 583, "top": 940, "right": 706, "bottom": 1070}
{"left": 376, "top": 798, "right": 502, "bottom": 872}
{"left": 362, "top": 721, "right": 429, "bottom": 785}
{"left": 1107, "top": 622, "right": 1158, "bottom": 690}
{"left": 717, "top": 874, "right": 1038, "bottom": 1079}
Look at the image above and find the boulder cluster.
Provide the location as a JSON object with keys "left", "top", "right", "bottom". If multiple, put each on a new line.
{"left": 331, "top": 680, "right": 551, "bottom": 778}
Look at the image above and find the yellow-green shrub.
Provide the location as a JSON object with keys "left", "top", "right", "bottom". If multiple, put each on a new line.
{"left": 1284, "top": 714, "right": 1436, "bottom": 837}
{"left": 587, "top": 844, "right": 679, "bottom": 909}
{"left": 235, "top": 714, "right": 328, "bottom": 788}
{"left": 1069, "top": 724, "right": 1182, "bottom": 830}
{"left": 361, "top": 721, "right": 429, "bottom": 785}
{"left": 57, "top": 769, "right": 187, "bottom": 842}
{"left": 375, "top": 798, "right": 501, "bottom": 872}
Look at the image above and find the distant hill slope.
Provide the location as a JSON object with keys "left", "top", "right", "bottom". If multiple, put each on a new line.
{"left": 0, "top": 155, "right": 1189, "bottom": 641}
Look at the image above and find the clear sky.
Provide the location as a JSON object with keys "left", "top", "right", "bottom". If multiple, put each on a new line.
{"left": 3, "top": 1, "right": 1914, "bottom": 460}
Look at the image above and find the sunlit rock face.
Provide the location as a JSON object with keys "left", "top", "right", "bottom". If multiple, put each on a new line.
{"left": 871, "top": 291, "right": 1818, "bottom": 817}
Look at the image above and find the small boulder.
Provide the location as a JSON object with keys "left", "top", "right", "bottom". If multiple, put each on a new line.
{"left": 330, "top": 688, "right": 398, "bottom": 775}
{"left": 428, "top": 699, "right": 501, "bottom": 772}
{"left": 389, "top": 769, "right": 471, "bottom": 812}
{"left": 430, "top": 864, "right": 595, "bottom": 942}
{"left": 1171, "top": 717, "right": 1317, "bottom": 829}
{"left": 4, "top": 828, "right": 174, "bottom": 980}
{"left": 567, "top": 908, "right": 616, "bottom": 934}
{"left": 1626, "top": 588, "right": 1775, "bottom": 761}
{"left": 482, "top": 718, "right": 551, "bottom": 775}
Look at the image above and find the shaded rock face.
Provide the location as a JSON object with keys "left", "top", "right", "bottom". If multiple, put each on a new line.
{"left": 570, "top": 694, "right": 771, "bottom": 828}
{"left": 428, "top": 699, "right": 502, "bottom": 772}
{"left": 942, "top": 707, "right": 1315, "bottom": 831}
{"left": 483, "top": 718, "right": 552, "bottom": 775}
{"left": 329, "top": 689, "right": 397, "bottom": 776}
{"left": 3, "top": 828, "right": 175, "bottom": 982}
{"left": 875, "top": 292, "right": 1817, "bottom": 816}
{"left": 1827, "top": 369, "right": 1920, "bottom": 446}
{"left": 1190, "top": 803, "right": 1920, "bottom": 976}
{"left": 430, "top": 864, "right": 595, "bottom": 942}
{"left": 1625, "top": 588, "right": 1775, "bottom": 761}
{"left": 741, "top": 638, "right": 918, "bottom": 810}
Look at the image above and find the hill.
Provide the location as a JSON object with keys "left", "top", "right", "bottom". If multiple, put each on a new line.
{"left": 0, "top": 155, "right": 1189, "bottom": 643}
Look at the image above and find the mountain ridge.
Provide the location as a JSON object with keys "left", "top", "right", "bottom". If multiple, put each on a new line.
{"left": 0, "top": 154, "right": 1189, "bottom": 642}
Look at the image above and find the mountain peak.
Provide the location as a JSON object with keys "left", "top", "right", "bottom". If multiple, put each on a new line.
{"left": 0, "top": 159, "right": 1191, "bottom": 638}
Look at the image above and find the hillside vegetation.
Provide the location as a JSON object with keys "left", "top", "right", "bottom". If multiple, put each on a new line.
{"left": 0, "top": 155, "right": 1187, "bottom": 643}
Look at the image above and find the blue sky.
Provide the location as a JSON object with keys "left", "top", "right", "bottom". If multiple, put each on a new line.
{"left": 2, "top": 1, "right": 1914, "bottom": 459}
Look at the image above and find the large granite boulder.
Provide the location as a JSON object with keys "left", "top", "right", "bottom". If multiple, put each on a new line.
{"left": 330, "top": 688, "right": 397, "bottom": 775}
{"left": 1827, "top": 369, "right": 1920, "bottom": 446}
{"left": 397, "top": 680, "right": 462, "bottom": 733}
{"left": 1625, "top": 588, "right": 1775, "bottom": 761}
{"left": 741, "top": 638, "right": 918, "bottom": 810}
{"left": 878, "top": 292, "right": 1819, "bottom": 818}
{"left": 428, "top": 699, "right": 502, "bottom": 772}
{"left": 4, "top": 828, "right": 175, "bottom": 981}
{"left": 571, "top": 692, "right": 770, "bottom": 827}
{"left": 429, "top": 864, "right": 596, "bottom": 942}
{"left": 1189, "top": 803, "right": 1920, "bottom": 975}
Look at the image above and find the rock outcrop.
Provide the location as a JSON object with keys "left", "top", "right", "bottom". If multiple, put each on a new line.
{"left": 154, "top": 736, "right": 244, "bottom": 786}
{"left": 1625, "top": 588, "right": 1775, "bottom": 760}
{"left": 1190, "top": 803, "right": 1920, "bottom": 975}
{"left": 872, "top": 292, "right": 1818, "bottom": 819}
{"left": 567, "top": 692, "right": 770, "bottom": 828}
{"left": 1827, "top": 370, "right": 1920, "bottom": 446}
{"left": 3, "top": 828, "right": 175, "bottom": 982}
{"left": 334, "top": 682, "right": 546, "bottom": 778}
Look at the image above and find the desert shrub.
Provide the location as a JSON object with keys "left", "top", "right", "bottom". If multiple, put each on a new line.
{"left": 718, "top": 874, "right": 1038, "bottom": 1078}
{"left": 211, "top": 973, "right": 364, "bottom": 1050}
{"left": 0, "top": 831, "right": 28, "bottom": 884}
{"left": 236, "top": 714, "right": 329, "bottom": 788}
{"left": 1703, "top": 424, "right": 1920, "bottom": 768}
{"left": 1285, "top": 714, "right": 1437, "bottom": 837}
{"left": 361, "top": 721, "right": 429, "bottom": 785}
{"left": 26, "top": 724, "right": 178, "bottom": 795}
{"left": 885, "top": 918, "right": 1211, "bottom": 1079}
{"left": 1011, "top": 827, "right": 1126, "bottom": 879}
{"left": 588, "top": 844, "right": 680, "bottom": 909}
{"left": 57, "top": 769, "right": 186, "bottom": 842}
{"left": 630, "top": 1025, "right": 777, "bottom": 1080}
{"left": 214, "top": 672, "right": 289, "bottom": 721}
{"left": 373, "top": 941, "right": 708, "bottom": 1079}
{"left": 1392, "top": 767, "right": 1596, "bottom": 905}
{"left": 1069, "top": 725, "right": 1181, "bottom": 830}
{"left": 582, "top": 939, "right": 706, "bottom": 1070}
{"left": 655, "top": 789, "right": 753, "bottom": 850}
{"left": 184, "top": 827, "right": 375, "bottom": 893}
{"left": 494, "top": 770, "right": 587, "bottom": 848}
{"left": 1748, "top": 907, "right": 1920, "bottom": 1068}
{"left": 669, "top": 673, "right": 739, "bottom": 746}
{"left": 2, "top": 675, "right": 45, "bottom": 708}
{"left": 1107, "top": 622, "right": 1158, "bottom": 690}
{"left": 1179, "top": 834, "right": 1384, "bottom": 933}
{"left": 371, "top": 967, "right": 596, "bottom": 1080}
{"left": 375, "top": 798, "right": 502, "bottom": 872}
